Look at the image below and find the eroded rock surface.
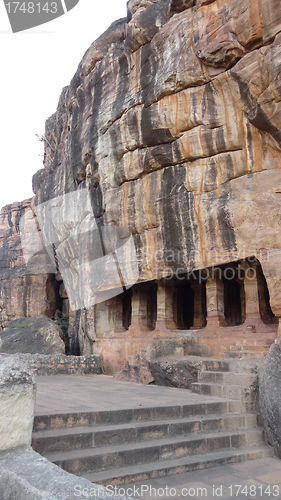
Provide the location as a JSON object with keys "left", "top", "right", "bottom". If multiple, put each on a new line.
{"left": 0, "top": 448, "right": 129, "bottom": 500}
{"left": 258, "top": 336, "right": 281, "bottom": 457}
{"left": 0, "top": 357, "right": 36, "bottom": 451}
{"left": 0, "top": 316, "right": 65, "bottom": 355}
{"left": 35, "top": 0, "right": 281, "bottom": 312}
{"left": 1, "top": 0, "right": 281, "bottom": 369}
{"left": 149, "top": 356, "right": 201, "bottom": 389}
{"left": 0, "top": 201, "right": 59, "bottom": 330}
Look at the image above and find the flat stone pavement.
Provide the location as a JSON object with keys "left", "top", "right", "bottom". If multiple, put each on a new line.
{"left": 34, "top": 375, "right": 281, "bottom": 499}
{"left": 35, "top": 374, "right": 227, "bottom": 414}
{"left": 123, "top": 457, "right": 281, "bottom": 500}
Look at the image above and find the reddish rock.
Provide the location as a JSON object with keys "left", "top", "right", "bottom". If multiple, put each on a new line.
{"left": 1, "top": 0, "right": 281, "bottom": 373}
{"left": 0, "top": 201, "right": 59, "bottom": 329}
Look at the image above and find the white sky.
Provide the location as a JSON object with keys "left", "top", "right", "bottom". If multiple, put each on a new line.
{"left": 0, "top": 0, "right": 127, "bottom": 210}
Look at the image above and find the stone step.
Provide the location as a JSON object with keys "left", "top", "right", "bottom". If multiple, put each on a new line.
{"left": 171, "top": 356, "right": 260, "bottom": 374}
{"left": 81, "top": 445, "right": 274, "bottom": 486}
{"left": 202, "top": 358, "right": 256, "bottom": 373}
{"left": 231, "top": 339, "right": 262, "bottom": 346}
{"left": 201, "top": 359, "right": 231, "bottom": 372}
{"left": 229, "top": 345, "right": 269, "bottom": 352}
{"left": 224, "top": 351, "right": 268, "bottom": 359}
{"left": 191, "top": 382, "right": 253, "bottom": 402}
{"left": 32, "top": 412, "right": 258, "bottom": 454}
{"left": 198, "top": 371, "right": 256, "bottom": 386}
{"left": 33, "top": 399, "right": 245, "bottom": 432}
{"left": 229, "top": 337, "right": 275, "bottom": 347}
{"left": 44, "top": 428, "right": 265, "bottom": 475}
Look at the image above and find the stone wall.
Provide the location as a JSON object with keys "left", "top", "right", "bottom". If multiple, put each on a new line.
{"left": 0, "top": 353, "right": 102, "bottom": 376}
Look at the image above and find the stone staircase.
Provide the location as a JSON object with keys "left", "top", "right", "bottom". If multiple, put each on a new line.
{"left": 224, "top": 338, "right": 272, "bottom": 359}
{"left": 32, "top": 357, "right": 274, "bottom": 486}
{"left": 191, "top": 358, "right": 258, "bottom": 412}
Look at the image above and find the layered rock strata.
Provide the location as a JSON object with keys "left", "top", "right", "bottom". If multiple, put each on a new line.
{"left": 1, "top": 0, "right": 281, "bottom": 372}
{"left": 0, "top": 201, "right": 59, "bottom": 329}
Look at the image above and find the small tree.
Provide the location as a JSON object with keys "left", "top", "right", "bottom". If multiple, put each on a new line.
{"left": 54, "top": 310, "right": 70, "bottom": 355}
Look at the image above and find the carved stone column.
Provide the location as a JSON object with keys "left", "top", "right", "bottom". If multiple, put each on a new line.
{"left": 154, "top": 279, "right": 172, "bottom": 334}
{"left": 239, "top": 260, "right": 262, "bottom": 326}
{"left": 129, "top": 284, "right": 147, "bottom": 332}
{"left": 236, "top": 277, "right": 246, "bottom": 324}
{"left": 113, "top": 295, "right": 125, "bottom": 332}
{"left": 190, "top": 281, "right": 206, "bottom": 330}
{"left": 205, "top": 268, "right": 226, "bottom": 330}
{"left": 164, "top": 280, "right": 177, "bottom": 331}
{"left": 241, "top": 261, "right": 260, "bottom": 315}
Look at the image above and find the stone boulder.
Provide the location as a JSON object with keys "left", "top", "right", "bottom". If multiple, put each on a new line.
{"left": 0, "top": 448, "right": 132, "bottom": 500}
{"left": 258, "top": 335, "right": 281, "bottom": 457}
{"left": 0, "top": 315, "right": 65, "bottom": 355}
{"left": 0, "top": 357, "right": 36, "bottom": 451}
{"left": 149, "top": 355, "right": 201, "bottom": 389}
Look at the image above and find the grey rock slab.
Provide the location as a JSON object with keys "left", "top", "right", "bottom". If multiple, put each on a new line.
{"left": 258, "top": 336, "right": 281, "bottom": 457}
{"left": 0, "top": 316, "right": 65, "bottom": 355}
{"left": 0, "top": 357, "right": 36, "bottom": 451}
{"left": 0, "top": 447, "right": 134, "bottom": 500}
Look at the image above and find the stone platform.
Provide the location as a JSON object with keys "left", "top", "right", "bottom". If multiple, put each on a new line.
{"left": 34, "top": 374, "right": 224, "bottom": 415}
{"left": 33, "top": 373, "right": 278, "bottom": 490}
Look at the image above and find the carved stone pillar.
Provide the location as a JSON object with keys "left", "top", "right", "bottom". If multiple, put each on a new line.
{"left": 154, "top": 279, "right": 171, "bottom": 334}
{"left": 239, "top": 260, "right": 262, "bottom": 326}
{"left": 241, "top": 261, "right": 260, "bottom": 316}
{"left": 236, "top": 277, "right": 246, "bottom": 324}
{"left": 164, "top": 280, "right": 177, "bottom": 331}
{"left": 94, "top": 300, "right": 115, "bottom": 338}
{"left": 113, "top": 295, "right": 125, "bottom": 332}
{"left": 205, "top": 269, "right": 226, "bottom": 329}
{"left": 190, "top": 282, "right": 206, "bottom": 330}
{"left": 129, "top": 284, "right": 147, "bottom": 332}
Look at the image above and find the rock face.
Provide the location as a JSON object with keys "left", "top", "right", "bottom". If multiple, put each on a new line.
{"left": 0, "top": 315, "right": 65, "bottom": 355}
{"left": 1, "top": 0, "right": 281, "bottom": 372}
{"left": 258, "top": 336, "right": 281, "bottom": 457}
{"left": 34, "top": 0, "right": 281, "bottom": 300}
{"left": 0, "top": 357, "right": 36, "bottom": 451}
{"left": 0, "top": 200, "right": 59, "bottom": 329}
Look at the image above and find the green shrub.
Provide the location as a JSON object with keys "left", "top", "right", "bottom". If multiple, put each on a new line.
{"left": 54, "top": 310, "right": 70, "bottom": 354}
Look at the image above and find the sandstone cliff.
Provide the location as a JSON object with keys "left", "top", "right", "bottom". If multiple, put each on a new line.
{"left": 0, "top": 200, "right": 59, "bottom": 329}
{"left": 1, "top": 0, "right": 281, "bottom": 370}
{"left": 35, "top": 0, "right": 281, "bottom": 307}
